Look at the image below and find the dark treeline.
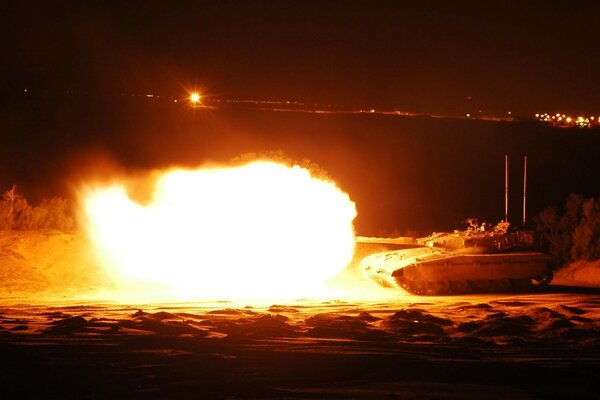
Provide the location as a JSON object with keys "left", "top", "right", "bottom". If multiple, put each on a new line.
{"left": 0, "top": 186, "right": 74, "bottom": 231}
{"left": 536, "top": 194, "right": 600, "bottom": 267}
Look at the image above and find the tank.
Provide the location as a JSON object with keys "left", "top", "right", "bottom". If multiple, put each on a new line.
{"left": 360, "top": 219, "right": 553, "bottom": 295}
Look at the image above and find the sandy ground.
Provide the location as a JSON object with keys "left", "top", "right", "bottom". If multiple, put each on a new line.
{"left": 0, "top": 230, "right": 112, "bottom": 298}
{"left": 555, "top": 259, "right": 600, "bottom": 286}
{"left": 1, "top": 231, "right": 599, "bottom": 399}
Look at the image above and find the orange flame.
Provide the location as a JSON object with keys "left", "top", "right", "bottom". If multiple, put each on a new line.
{"left": 82, "top": 161, "right": 357, "bottom": 300}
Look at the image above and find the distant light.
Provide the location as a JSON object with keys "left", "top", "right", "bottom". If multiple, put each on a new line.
{"left": 566, "top": 117, "right": 572, "bottom": 123}
{"left": 535, "top": 113, "right": 540, "bottom": 117}
{"left": 508, "top": 111, "right": 512, "bottom": 115}
{"left": 370, "top": 109, "right": 375, "bottom": 113}
{"left": 466, "top": 113, "right": 470, "bottom": 117}
{"left": 190, "top": 92, "right": 201, "bottom": 104}
{"left": 146, "top": 94, "right": 154, "bottom": 98}
{"left": 23, "top": 89, "right": 28, "bottom": 93}
{"left": 174, "top": 100, "right": 178, "bottom": 103}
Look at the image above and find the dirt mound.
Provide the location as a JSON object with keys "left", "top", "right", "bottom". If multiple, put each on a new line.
{"left": 555, "top": 259, "right": 600, "bottom": 286}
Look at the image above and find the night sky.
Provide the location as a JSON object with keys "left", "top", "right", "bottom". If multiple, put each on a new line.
{"left": 2, "top": 1, "right": 600, "bottom": 234}
{"left": 4, "top": 1, "right": 600, "bottom": 114}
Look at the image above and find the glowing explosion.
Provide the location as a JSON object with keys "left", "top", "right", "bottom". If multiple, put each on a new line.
{"left": 83, "top": 161, "right": 357, "bottom": 300}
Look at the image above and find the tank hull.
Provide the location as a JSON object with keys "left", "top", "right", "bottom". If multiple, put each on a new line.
{"left": 402, "top": 252, "right": 547, "bottom": 281}
{"left": 361, "top": 248, "right": 552, "bottom": 295}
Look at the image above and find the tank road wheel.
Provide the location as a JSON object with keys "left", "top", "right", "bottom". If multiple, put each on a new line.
{"left": 449, "top": 280, "right": 469, "bottom": 294}
{"left": 438, "top": 280, "right": 451, "bottom": 295}
{"left": 398, "top": 278, "right": 426, "bottom": 295}
{"left": 534, "top": 271, "right": 554, "bottom": 287}
{"left": 398, "top": 279, "right": 413, "bottom": 293}
{"left": 512, "top": 278, "right": 533, "bottom": 292}
{"left": 469, "top": 279, "right": 490, "bottom": 293}
{"left": 393, "top": 271, "right": 414, "bottom": 293}
{"left": 410, "top": 280, "right": 427, "bottom": 295}
{"left": 426, "top": 280, "right": 450, "bottom": 295}
{"left": 490, "top": 278, "right": 511, "bottom": 293}
{"left": 424, "top": 282, "right": 436, "bottom": 295}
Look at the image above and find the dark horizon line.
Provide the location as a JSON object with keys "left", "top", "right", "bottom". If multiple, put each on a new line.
{"left": 8, "top": 89, "right": 600, "bottom": 125}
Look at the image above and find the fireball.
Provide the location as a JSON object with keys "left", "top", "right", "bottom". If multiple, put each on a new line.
{"left": 82, "top": 161, "right": 357, "bottom": 300}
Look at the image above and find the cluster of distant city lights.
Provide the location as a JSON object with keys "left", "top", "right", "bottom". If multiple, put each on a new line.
{"left": 534, "top": 113, "right": 599, "bottom": 128}
{"left": 178, "top": 92, "right": 600, "bottom": 130}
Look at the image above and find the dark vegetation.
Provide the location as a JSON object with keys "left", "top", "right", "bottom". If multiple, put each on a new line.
{"left": 0, "top": 185, "right": 74, "bottom": 231}
{"left": 536, "top": 194, "right": 600, "bottom": 267}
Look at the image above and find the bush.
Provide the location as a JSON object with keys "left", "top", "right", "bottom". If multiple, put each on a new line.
{"left": 0, "top": 185, "right": 75, "bottom": 232}
{"left": 571, "top": 197, "right": 600, "bottom": 261}
{"left": 536, "top": 194, "right": 600, "bottom": 266}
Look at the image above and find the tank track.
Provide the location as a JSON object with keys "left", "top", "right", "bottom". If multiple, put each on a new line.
{"left": 393, "top": 271, "right": 553, "bottom": 295}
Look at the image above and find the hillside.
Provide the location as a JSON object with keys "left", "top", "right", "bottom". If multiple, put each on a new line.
{"left": 0, "top": 230, "right": 111, "bottom": 299}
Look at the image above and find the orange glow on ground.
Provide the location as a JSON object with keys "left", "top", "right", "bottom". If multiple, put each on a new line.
{"left": 81, "top": 161, "right": 357, "bottom": 300}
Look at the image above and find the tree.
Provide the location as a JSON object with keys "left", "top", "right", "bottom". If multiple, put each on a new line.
{"left": 571, "top": 197, "right": 600, "bottom": 261}
{"left": 0, "top": 185, "right": 75, "bottom": 232}
{"left": 536, "top": 194, "right": 600, "bottom": 266}
{"left": 0, "top": 185, "right": 30, "bottom": 230}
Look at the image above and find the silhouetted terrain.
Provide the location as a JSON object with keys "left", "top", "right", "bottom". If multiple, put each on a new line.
{"left": 2, "top": 95, "right": 599, "bottom": 235}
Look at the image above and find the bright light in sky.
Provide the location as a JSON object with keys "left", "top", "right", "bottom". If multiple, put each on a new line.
{"left": 190, "top": 92, "right": 201, "bottom": 104}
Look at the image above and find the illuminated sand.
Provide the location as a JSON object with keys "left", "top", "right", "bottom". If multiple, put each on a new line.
{"left": 1, "top": 230, "right": 600, "bottom": 398}
{"left": 0, "top": 230, "right": 110, "bottom": 298}
{"left": 1, "top": 292, "right": 599, "bottom": 398}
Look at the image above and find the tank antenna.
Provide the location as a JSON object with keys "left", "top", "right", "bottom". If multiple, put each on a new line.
{"left": 523, "top": 156, "right": 527, "bottom": 225}
{"left": 505, "top": 154, "right": 509, "bottom": 222}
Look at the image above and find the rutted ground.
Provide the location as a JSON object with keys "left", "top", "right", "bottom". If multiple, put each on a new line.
{"left": 0, "top": 293, "right": 599, "bottom": 398}
{"left": 2, "top": 294, "right": 598, "bottom": 346}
